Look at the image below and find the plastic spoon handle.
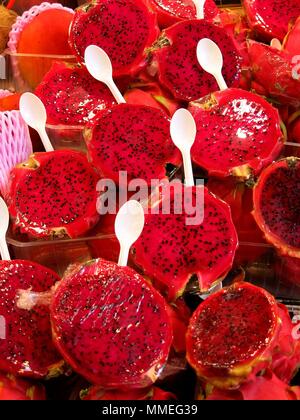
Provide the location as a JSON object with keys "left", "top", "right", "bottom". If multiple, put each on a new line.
{"left": 37, "top": 126, "right": 54, "bottom": 152}
{"left": 194, "top": 0, "right": 205, "bottom": 19}
{"left": 214, "top": 72, "right": 228, "bottom": 91}
{"left": 107, "top": 79, "right": 126, "bottom": 104}
{"left": 0, "top": 197, "right": 10, "bottom": 260}
{"left": 182, "top": 149, "right": 194, "bottom": 187}
{"left": 118, "top": 244, "right": 130, "bottom": 267}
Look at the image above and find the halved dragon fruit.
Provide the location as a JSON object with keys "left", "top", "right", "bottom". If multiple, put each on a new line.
{"left": 0, "top": 260, "right": 62, "bottom": 379}
{"left": 148, "top": 0, "right": 219, "bottom": 28}
{"left": 186, "top": 282, "right": 281, "bottom": 389}
{"left": 243, "top": 0, "right": 300, "bottom": 41}
{"left": 0, "top": 372, "right": 46, "bottom": 400}
{"left": 50, "top": 258, "right": 173, "bottom": 388}
{"left": 133, "top": 182, "right": 238, "bottom": 300}
{"left": 248, "top": 40, "right": 300, "bottom": 107}
{"left": 188, "top": 88, "right": 285, "bottom": 179}
{"left": 151, "top": 20, "right": 242, "bottom": 102}
{"left": 253, "top": 157, "right": 300, "bottom": 258}
{"left": 7, "top": 150, "right": 100, "bottom": 239}
{"left": 69, "top": 0, "right": 160, "bottom": 77}
{"left": 84, "top": 104, "right": 181, "bottom": 185}
{"left": 35, "top": 61, "right": 116, "bottom": 126}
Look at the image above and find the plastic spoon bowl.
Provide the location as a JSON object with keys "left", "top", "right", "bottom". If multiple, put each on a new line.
{"left": 170, "top": 108, "right": 197, "bottom": 187}
{"left": 197, "top": 38, "right": 228, "bottom": 91}
{"left": 0, "top": 197, "right": 10, "bottom": 260}
{"left": 84, "top": 45, "right": 126, "bottom": 104}
{"left": 193, "top": 0, "right": 205, "bottom": 19}
{"left": 115, "top": 200, "right": 145, "bottom": 267}
{"left": 19, "top": 92, "right": 54, "bottom": 152}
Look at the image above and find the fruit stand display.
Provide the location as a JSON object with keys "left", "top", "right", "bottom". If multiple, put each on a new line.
{"left": 0, "top": 0, "right": 299, "bottom": 401}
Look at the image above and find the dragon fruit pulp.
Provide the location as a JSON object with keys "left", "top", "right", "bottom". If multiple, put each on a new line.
{"left": 132, "top": 182, "right": 238, "bottom": 300}
{"left": 0, "top": 373, "right": 46, "bottom": 400}
{"left": 186, "top": 282, "right": 298, "bottom": 389}
{"left": 81, "top": 386, "right": 176, "bottom": 400}
{"left": 148, "top": 0, "right": 219, "bottom": 28}
{"left": 253, "top": 157, "right": 300, "bottom": 258}
{"left": 35, "top": 61, "right": 116, "bottom": 126}
{"left": 188, "top": 88, "right": 285, "bottom": 179}
{"left": 151, "top": 20, "right": 242, "bottom": 102}
{"left": 0, "top": 259, "right": 62, "bottom": 379}
{"left": 50, "top": 258, "right": 173, "bottom": 388}
{"left": 7, "top": 150, "right": 100, "bottom": 239}
{"left": 248, "top": 40, "right": 300, "bottom": 107}
{"left": 69, "top": 0, "right": 160, "bottom": 78}
{"left": 84, "top": 104, "right": 181, "bottom": 186}
{"left": 205, "top": 370, "right": 300, "bottom": 400}
{"left": 243, "top": 0, "right": 300, "bottom": 42}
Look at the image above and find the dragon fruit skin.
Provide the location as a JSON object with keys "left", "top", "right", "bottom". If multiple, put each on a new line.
{"left": 84, "top": 104, "right": 181, "bottom": 186}
{"left": 253, "top": 157, "right": 300, "bottom": 258}
{"left": 0, "top": 260, "right": 63, "bottom": 379}
{"left": 35, "top": 61, "right": 116, "bottom": 126}
{"left": 0, "top": 373, "right": 46, "bottom": 400}
{"left": 81, "top": 386, "right": 176, "bottom": 400}
{"left": 186, "top": 282, "right": 287, "bottom": 390}
{"left": 189, "top": 88, "right": 285, "bottom": 180}
{"left": 283, "top": 15, "right": 300, "bottom": 58}
{"left": 69, "top": 0, "right": 160, "bottom": 78}
{"left": 148, "top": 0, "right": 219, "bottom": 29}
{"left": 248, "top": 40, "right": 300, "bottom": 107}
{"left": 133, "top": 182, "right": 238, "bottom": 301}
{"left": 242, "top": 0, "right": 300, "bottom": 42}
{"left": 50, "top": 258, "right": 173, "bottom": 388}
{"left": 152, "top": 20, "right": 242, "bottom": 102}
{"left": 7, "top": 150, "right": 100, "bottom": 239}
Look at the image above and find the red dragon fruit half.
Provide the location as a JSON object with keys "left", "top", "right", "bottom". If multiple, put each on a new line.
{"left": 35, "top": 61, "right": 116, "bottom": 126}
{"left": 0, "top": 260, "right": 62, "bottom": 379}
{"left": 69, "top": 0, "right": 160, "bottom": 77}
{"left": 7, "top": 150, "right": 100, "bottom": 239}
{"left": 243, "top": 0, "right": 300, "bottom": 42}
{"left": 188, "top": 88, "right": 285, "bottom": 179}
{"left": 148, "top": 0, "right": 219, "bottom": 28}
{"left": 0, "top": 373, "right": 46, "bottom": 400}
{"left": 133, "top": 182, "right": 238, "bottom": 300}
{"left": 151, "top": 20, "right": 242, "bottom": 102}
{"left": 84, "top": 104, "right": 181, "bottom": 186}
{"left": 253, "top": 157, "right": 300, "bottom": 258}
{"left": 186, "top": 282, "right": 297, "bottom": 389}
{"left": 50, "top": 258, "right": 173, "bottom": 388}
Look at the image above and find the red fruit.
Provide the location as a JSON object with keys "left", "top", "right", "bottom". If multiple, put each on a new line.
{"left": 253, "top": 157, "right": 300, "bottom": 258}
{"left": 0, "top": 373, "right": 46, "bottom": 400}
{"left": 186, "top": 282, "right": 281, "bottom": 389}
{"left": 81, "top": 386, "right": 176, "bottom": 400}
{"left": 148, "top": 0, "right": 219, "bottom": 28}
{"left": 152, "top": 20, "right": 242, "bottom": 102}
{"left": 167, "top": 299, "right": 191, "bottom": 353}
{"left": 243, "top": 0, "right": 300, "bottom": 42}
{"left": 248, "top": 40, "right": 300, "bottom": 107}
{"left": 283, "top": 15, "right": 300, "bottom": 57}
{"left": 35, "top": 61, "right": 116, "bottom": 126}
{"left": 9, "top": 5, "right": 74, "bottom": 89}
{"left": 206, "top": 370, "right": 299, "bottom": 400}
{"left": 84, "top": 104, "right": 181, "bottom": 186}
{"left": 288, "top": 110, "right": 300, "bottom": 143}
{"left": 0, "top": 93, "right": 21, "bottom": 111}
{"left": 0, "top": 260, "right": 62, "bottom": 379}
{"left": 189, "top": 88, "right": 285, "bottom": 179}
{"left": 7, "top": 150, "right": 100, "bottom": 239}
{"left": 133, "top": 182, "right": 238, "bottom": 300}
{"left": 50, "top": 258, "right": 173, "bottom": 388}
{"left": 69, "top": 0, "right": 160, "bottom": 77}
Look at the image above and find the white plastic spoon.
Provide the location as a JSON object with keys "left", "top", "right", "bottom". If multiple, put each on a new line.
{"left": 19, "top": 92, "right": 54, "bottom": 153}
{"left": 115, "top": 200, "right": 145, "bottom": 267}
{"left": 84, "top": 45, "right": 126, "bottom": 104}
{"left": 0, "top": 197, "right": 10, "bottom": 260}
{"left": 193, "top": 0, "right": 205, "bottom": 19}
{"left": 197, "top": 38, "right": 228, "bottom": 91}
{"left": 170, "top": 108, "right": 197, "bottom": 187}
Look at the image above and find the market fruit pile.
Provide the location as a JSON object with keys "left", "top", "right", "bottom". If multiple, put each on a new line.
{"left": 0, "top": 0, "right": 299, "bottom": 401}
